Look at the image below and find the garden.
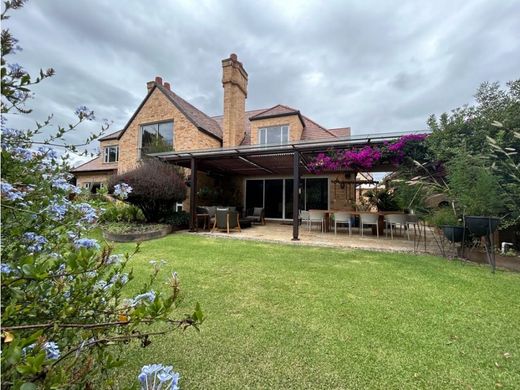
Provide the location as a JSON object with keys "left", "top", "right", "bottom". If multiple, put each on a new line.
{"left": 1, "top": 1, "right": 520, "bottom": 389}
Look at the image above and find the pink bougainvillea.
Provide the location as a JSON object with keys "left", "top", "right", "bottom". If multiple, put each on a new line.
{"left": 307, "top": 133, "right": 428, "bottom": 173}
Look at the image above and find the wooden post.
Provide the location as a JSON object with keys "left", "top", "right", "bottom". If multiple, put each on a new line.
{"left": 292, "top": 151, "right": 300, "bottom": 241}
{"left": 189, "top": 157, "right": 198, "bottom": 232}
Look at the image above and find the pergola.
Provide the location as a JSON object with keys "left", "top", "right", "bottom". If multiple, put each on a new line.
{"left": 151, "top": 131, "right": 428, "bottom": 240}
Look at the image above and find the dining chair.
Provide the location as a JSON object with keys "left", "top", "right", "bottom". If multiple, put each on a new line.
{"left": 333, "top": 211, "right": 352, "bottom": 236}
{"left": 405, "top": 214, "right": 421, "bottom": 239}
{"left": 308, "top": 210, "right": 326, "bottom": 232}
{"left": 360, "top": 213, "right": 379, "bottom": 238}
{"left": 300, "top": 210, "right": 310, "bottom": 229}
{"left": 384, "top": 213, "right": 407, "bottom": 240}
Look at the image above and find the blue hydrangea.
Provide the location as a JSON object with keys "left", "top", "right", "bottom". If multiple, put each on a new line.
{"left": 23, "top": 232, "right": 48, "bottom": 253}
{"left": 1, "top": 181, "right": 26, "bottom": 201}
{"left": 113, "top": 183, "right": 133, "bottom": 199}
{"left": 138, "top": 363, "right": 180, "bottom": 390}
{"left": 75, "top": 202, "right": 98, "bottom": 223}
{"left": 73, "top": 238, "right": 100, "bottom": 250}
{"left": 74, "top": 106, "right": 95, "bottom": 121}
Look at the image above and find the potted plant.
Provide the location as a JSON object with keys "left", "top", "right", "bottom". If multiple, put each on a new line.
{"left": 428, "top": 207, "right": 465, "bottom": 243}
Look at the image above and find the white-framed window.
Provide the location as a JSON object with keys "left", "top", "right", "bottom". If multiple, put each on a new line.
{"left": 175, "top": 202, "right": 183, "bottom": 212}
{"left": 83, "top": 182, "right": 91, "bottom": 189}
{"left": 258, "top": 125, "right": 289, "bottom": 145}
{"left": 103, "top": 145, "right": 119, "bottom": 163}
{"left": 140, "top": 120, "right": 174, "bottom": 157}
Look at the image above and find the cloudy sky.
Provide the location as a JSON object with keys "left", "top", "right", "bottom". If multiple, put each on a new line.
{"left": 4, "top": 0, "right": 520, "bottom": 161}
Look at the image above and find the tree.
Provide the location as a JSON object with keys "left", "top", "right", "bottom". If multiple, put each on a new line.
{"left": 109, "top": 160, "right": 187, "bottom": 222}
{"left": 1, "top": 2, "right": 202, "bottom": 387}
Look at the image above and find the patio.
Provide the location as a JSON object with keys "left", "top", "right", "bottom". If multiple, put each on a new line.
{"left": 195, "top": 221, "right": 444, "bottom": 255}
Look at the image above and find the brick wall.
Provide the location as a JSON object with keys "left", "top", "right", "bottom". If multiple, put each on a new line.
{"left": 75, "top": 171, "right": 115, "bottom": 189}
{"left": 117, "top": 87, "right": 220, "bottom": 173}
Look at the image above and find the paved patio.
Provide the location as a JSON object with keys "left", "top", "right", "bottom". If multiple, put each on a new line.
{"left": 195, "top": 221, "right": 448, "bottom": 255}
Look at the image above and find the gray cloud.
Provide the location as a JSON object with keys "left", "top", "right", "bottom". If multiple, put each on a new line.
{"left": 4, "top": 0, "right": 520, "bottom": 157}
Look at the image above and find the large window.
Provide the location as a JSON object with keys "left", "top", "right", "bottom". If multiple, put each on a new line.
{"left": 258, "top": 125, "right": 289, "bottom": 145}
{"left": 103, "top": 145, "right": 119, "bottom": 163}
{"left": 140, "top": 120, "right": 174, "bottom": 156}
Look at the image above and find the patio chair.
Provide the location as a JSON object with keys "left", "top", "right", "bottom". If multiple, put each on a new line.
{"left": 300, "top": 210, "right": 310, "bottom": 228}
{"left": 244, "top": 207, "right": 265, "bottom": 225}
{"left": 360, "top": 213, "right": 379, "bottom": 238}
{"left": 212, "top": 208, "right": 241, "bottom": 234}
{"left": 333, "top": 211, "right": 352, "bottom": 236}
{"left": 405, "top": 214, "right": 421, "bottom": 239}
{"left": 384, "top": 213, "right": 407, "bottom": 240}
{"left": 308, "top": 210, "right": 326, "bottom": 232}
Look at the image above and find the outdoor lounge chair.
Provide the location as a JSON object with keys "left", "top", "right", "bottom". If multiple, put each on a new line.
{"left": 245, "top": 207, "right": 265, "bottom": 225}
{"left": 212, "top": 208, "right": 241, "bottom": 234}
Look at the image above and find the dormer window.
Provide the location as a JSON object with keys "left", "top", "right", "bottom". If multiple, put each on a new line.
{"left": 258, "top": 125, "right": 289, "bottom": 145}
{"left": 103, "top": 145, "right": 119, "bottom": 163}
{"left": 140, "top": 120, "right": 174, "bottom": 157}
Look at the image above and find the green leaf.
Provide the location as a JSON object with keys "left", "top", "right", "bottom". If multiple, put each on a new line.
{"left": 20, "top": 383, "right": 37, "bottom": 390}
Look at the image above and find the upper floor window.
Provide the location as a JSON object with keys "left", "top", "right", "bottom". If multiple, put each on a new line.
{"left": 103, "top": 145, "right": 119, "bottom": 163}
{"left": 140, "top": 120, "right": 174, "bottom": 156}
{"left": 258, "top": 125, "right": 289, "bottom": 145}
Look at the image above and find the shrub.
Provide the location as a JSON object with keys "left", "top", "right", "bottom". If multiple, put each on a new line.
{"left": 109, "top": 160, "right": 187, "bottom": 222}
{"left": 1, "top": 4, "right": 203, "bottom": 387}
{"left": 99, "top": 202, "right": 145, "bottom": 223}
{"left": 427, "top": 207, "right": 460, "bottom": 227}
{"left": 161, "top": 211, "right": 190, "bottom": 228}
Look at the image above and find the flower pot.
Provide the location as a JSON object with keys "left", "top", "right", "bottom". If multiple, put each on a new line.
{"left": 441, "top": 225, "right": 466, "bottom": 243}
{"left": 464, "top": 216, "right": 500, "bottom": 237}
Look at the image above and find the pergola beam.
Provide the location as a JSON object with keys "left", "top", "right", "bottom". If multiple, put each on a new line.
{"left": 292, "top": 151, "right": 300, "bottom": 241}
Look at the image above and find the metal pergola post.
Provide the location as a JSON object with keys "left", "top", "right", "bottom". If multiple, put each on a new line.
{"left": 292, "top": 151, "right": 300, "bottom": 241}
{"left": 189, "top": 157, "right": 198, "bottom": 232}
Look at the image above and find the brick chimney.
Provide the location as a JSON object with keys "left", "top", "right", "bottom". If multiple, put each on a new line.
{"left": 222, "top": 53, "right": 248, "bottom": 147}
{"left": 147, "top": 76, "right": 163, "bottom": 93}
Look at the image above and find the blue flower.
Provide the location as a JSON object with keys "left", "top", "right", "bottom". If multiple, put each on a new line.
{"left": 131, "top": 290, "right": 156, "bottom": 306}
{"left": 106, "top": 254, "right": 123, "bottom": 265}
{"left": 75, "top": 203, "right": 97, "bottom": 223}
{"left": 1, "top": 263, "right": 13, "bottom": 274}
{"left": 13, "top": 146, "right": 33, "bottom": 161}
{"left": 73, "top": 238, "right": 100, "bottom": 250}
{"left": 113, "top": 183, "right": 132, "bottom": 199}
{"left": 51, "top": 178, "right": 78, "bottom": 193}
{"left": 23, "top": 232, "right": 48, "bottom": 253}
{"left": 24, "top": 341, "right": 61, "bottom": 360}
{"left": 74, "top": 106, "right": 95, "bottom": 121}
{"left": 48, "top": 201, "right": 69, "bottom": 221}
{"left": 37, "top": 146, "right": 58, "bottom": 160}
{"left": 138, "top": 364, "right": 180, "bottom": 390}
{"left": 1, "top": 181, "right": 26, "bottom": 201}
{"left": 110, "top": 273, "right": 129, "bottom": 285}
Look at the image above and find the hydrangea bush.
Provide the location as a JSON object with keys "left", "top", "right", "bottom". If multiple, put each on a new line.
{"left": 1, "top": 2, "right": 203, "bottom": 387}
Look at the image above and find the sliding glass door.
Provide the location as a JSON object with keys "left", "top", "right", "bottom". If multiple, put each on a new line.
{"left": 245, "top": 177, "right": 328, "bottom": 219}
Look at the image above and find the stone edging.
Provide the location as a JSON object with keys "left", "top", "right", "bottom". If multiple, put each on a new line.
{"left": 103, "top": 225, "right": 173, "bottom": 243}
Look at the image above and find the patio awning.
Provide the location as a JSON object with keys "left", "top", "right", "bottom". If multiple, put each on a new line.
{"left": 149, "top": 130, "right": 429, "bottom": 176}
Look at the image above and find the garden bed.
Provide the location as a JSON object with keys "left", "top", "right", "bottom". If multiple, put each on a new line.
{"left": 102, "top": 223, "right": 172, "bottom": 242}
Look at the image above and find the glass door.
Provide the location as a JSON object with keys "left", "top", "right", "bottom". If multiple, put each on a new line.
{"left": 264, "top": 179, "right": 284, "bottom": 218}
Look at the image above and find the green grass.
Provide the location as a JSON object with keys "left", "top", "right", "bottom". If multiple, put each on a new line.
{"left": 100, "top": 232, "right": 520, "bottom": 389}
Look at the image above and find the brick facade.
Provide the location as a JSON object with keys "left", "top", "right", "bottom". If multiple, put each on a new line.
{"left": 249, "top": 115, "right": 304, "bottom": 145}
{"left": 117, "top": 88, "right": 220, "bottom": 173}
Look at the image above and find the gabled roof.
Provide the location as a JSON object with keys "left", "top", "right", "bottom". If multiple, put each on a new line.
{"left": 70, "top": 156, "right": 117, "bottom": 173}
{"left": 328, "top": 127, "right": 351, "bottom": 138}
{"left": 116, "top": 82, "right": 223, "bottom": 142}
{"left": 249, "top": 104, "right": 300, "bottom": 120}
{"left": 99, "top": 130, "right": 122, "bottom": 141}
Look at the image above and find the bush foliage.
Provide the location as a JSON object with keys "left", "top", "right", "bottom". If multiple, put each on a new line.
{"left": 109, "top": 160, "right": 187, "bottom": 222}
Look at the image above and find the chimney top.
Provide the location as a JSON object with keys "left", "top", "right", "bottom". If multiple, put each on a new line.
{"left": 230, "top": 53, "right": 238, "bottom": 61}
{"left": 154, "top": 76, "right": 163, "bottom": 85}
{"left": 163, "top": 82, "right": 171, "bottom": 91}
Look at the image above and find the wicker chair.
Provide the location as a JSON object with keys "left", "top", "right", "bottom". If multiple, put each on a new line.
{"left": 245, "top": 207, "right": 265, "bottom": 225}
{"left": 212, "top": 208, "right": 241, "bottom": 234}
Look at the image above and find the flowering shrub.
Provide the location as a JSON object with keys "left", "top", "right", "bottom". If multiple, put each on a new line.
{"left": 1, "top": 2, "right": 203, "bottom": 388}
{"left": 307, "top": 133, "right": 428, "bottom": 173}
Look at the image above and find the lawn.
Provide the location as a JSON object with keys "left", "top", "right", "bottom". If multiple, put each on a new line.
{"left": 102, "top": 232, "right": 520, "bottom": 389}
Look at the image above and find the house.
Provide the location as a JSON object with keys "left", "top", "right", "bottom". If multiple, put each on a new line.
{"left": 72, "top": 54, "right": 384, "bottom": 224}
